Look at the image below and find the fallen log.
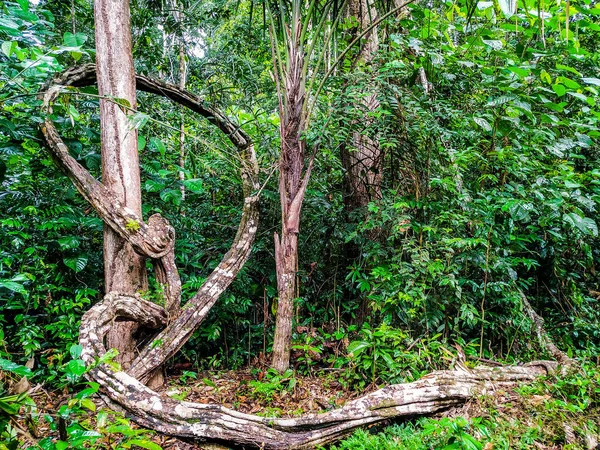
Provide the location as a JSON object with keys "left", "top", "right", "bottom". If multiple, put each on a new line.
{"left": 79, "top": 293, "right": 559, "bottom": 450}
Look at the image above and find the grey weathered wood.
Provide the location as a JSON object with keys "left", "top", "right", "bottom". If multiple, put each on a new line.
{"left": 41, "top": 64, "right": 259, "bottom": 382}
{"left": 80, "top": 293, "right": 557, "bottom": 450}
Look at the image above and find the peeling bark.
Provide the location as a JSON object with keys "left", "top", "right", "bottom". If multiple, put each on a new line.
{"left": 272, "top": 230, "right": 298, "bottom": 372}
{"left": 270, "top": 19, "right": 310, "bottom": 372}
{"left": 80, "top": 295, "right": 557, "bottom": 449}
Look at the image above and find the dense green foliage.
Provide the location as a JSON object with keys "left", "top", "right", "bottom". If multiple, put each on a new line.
{"left": 1, "top": 0, "right": 599, "bottom": 446}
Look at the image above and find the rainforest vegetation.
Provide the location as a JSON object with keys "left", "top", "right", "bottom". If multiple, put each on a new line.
{"left": 1, "top": 0, "right": 599, "bottom": 447}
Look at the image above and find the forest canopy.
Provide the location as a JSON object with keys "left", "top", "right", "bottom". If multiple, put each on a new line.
{"left": 1, "top": 0, "right": 599, "bottom": 448}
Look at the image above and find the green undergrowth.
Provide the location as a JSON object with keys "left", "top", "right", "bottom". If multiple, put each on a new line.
{"left": 329, "top": 359, "right": 600, "bottom": 450}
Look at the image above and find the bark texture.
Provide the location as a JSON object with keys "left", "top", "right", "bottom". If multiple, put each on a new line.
{"left": 94, "top": 0, "right": 146, "bottom": 368}
{"left": 271, "top": 16, "right": 315, "bottom": 372}
{"left": 79, "top": 295, "right": 557, "bottom": 449}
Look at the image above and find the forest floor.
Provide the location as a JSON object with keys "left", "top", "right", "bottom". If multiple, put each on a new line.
{"left": 11, "top": 359, "right": 600, "bottom": 450}
{"left": 160, "top": 367, "right": 374, "bottom": 417}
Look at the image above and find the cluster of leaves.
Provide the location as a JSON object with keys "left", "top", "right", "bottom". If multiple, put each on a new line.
{"left": 335, "top": 0, "right": 600, "bottom": 379}
{"left": 0, "top": 0, "right": 104, "bottom": 379}
{"left": 0, "top": 347, "right": 161, "bottom": 450}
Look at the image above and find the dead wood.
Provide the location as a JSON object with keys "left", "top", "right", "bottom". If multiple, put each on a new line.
{"left": 80, "top": 294, "right": 557, "bottom": 449}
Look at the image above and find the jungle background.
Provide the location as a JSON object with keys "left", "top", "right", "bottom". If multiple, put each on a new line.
{"left": 1, "top": 0, "right": 600, "bottom": 447}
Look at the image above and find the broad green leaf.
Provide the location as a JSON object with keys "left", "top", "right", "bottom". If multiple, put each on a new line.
{"left": 17, "top": 0, "right": 29, "bottom": 11}
{"left": 0, "top": 400, "right": 20, "bottom": 415}
{"left": 144, "top": 180, "right": 165, "bottom": 192}
{"left": 563, "top": 213, "right": 598, "bottom": 237}
{"left": 0, "top": 279, "right": 27, "bottom": 295}
{"left": 582, "top": 77, "right": 600, "bottom": 86}
{"left": 486, "top": 95, "right": 514, "bottom": 107}
{"left": 556, "top": 64, "right": 582, "bottom": 76}
{"left": 124, "top": 440, "right": 162, "bottom": 450}
{"left": 1, "top": 40, "right": 16, "bottom": 57}
{"left": 150, "top": 137, "right": 166, "bottom": 157}
{"left": 159, "top": 189, "right": 182, "bottom": 205}
{"left": 58, "top": 235, "right": 80, "bottom": 249}
{"left": 552, "top": 84, "right": 566, "bottom": 97}
{"left": 62, "top": 32, "right": 87, "bottom": 48}
{"left": 70, "top": 344, "right": 83, "bottom": 359}
{"left": 481, "top": 39, "right": 503, "bottom": 50}
{"left": 0, "top": 358, "right": 32, "bottom": 377}
{"left": 129, "top": 112, "right": 150, "bottom": 130}
{"left": 63, "top": 256, "right": 88, "bottom": 272}
{"left": 473, "top": 116, "right": 492, "bottom": 131}
{"left": 347, "top": 340, "right": 370, "bottom": 356}
{"left": 540, "top": 70, "right": 552, "bottom": 84}
{"left": 182, "top": 178, "right": 204, "bottom": 193}
{"left": 567, "top": 92, "right": 587, "bottom": 102}
{"left": 66, "top": 359, "right": 86, "bottom": 377}
{"left": 557, "top": 76, "right": 581, "bottom": 90}
{"left": 79, "top": 398, "right": 96, "bottom": 412}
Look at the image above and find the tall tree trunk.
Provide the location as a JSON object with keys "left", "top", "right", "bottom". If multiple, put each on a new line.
{"left": 178, "top": 42, "right": 187, "bottom": 209}
{"left": 95, "top": 0, "right": 147, "bottom": 369}
{"left": 270, "top": 31, "right": 311, "bottom": 371}
{"left": 272, "top": 230, "right": 298, "bottom": 372}
{"left": 340, "top": 0, "right": 382, "bottom": 323}
{"left": 341, "top": 0, "right": 382, "bottom": 215}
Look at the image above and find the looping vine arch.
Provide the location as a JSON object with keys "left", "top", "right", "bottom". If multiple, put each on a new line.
{"left": 39, "top": 65, "right": 561, "bottom": 450}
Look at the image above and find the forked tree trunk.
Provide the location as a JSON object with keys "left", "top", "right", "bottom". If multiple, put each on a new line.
{"left": 95, "top": 0, "right": 146, "bottom": 369}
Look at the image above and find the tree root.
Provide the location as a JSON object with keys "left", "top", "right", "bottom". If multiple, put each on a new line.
{"left": 77, "top": 293, "right": 558, "bottom": 449}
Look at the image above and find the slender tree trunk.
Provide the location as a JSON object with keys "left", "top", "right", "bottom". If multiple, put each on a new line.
{"left": 270, "top": 38, "right": 310, "bottom": 371}
{"left": 95, "top": 0, "right": 147, "bottom": 369}
{"left": 178, "top": 42, "right": 187, "bottom": 208}
{"left": 272, "top": 230, "right": 298, "bottom": 372}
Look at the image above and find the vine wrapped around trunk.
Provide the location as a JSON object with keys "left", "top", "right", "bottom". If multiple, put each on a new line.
{"left": 40, "top": 64, "right": 260, "bottom": 383}
{"left": 40, "top": 65, "right": 568, "bottom": 450}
